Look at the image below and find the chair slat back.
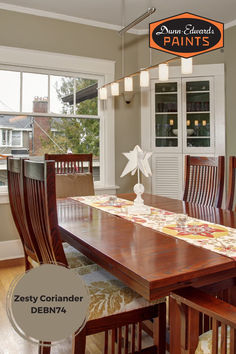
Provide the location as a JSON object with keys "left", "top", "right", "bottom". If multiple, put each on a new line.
{"left": 171, "top": 287, "right": 236, "bottom": 354}
{"left": 183, "top": 155, "right": 225, "bottom": 208}
{"left": 45, "top": 153, "right": 93, "bottom": 174}
{"left": 23, "top": 159, "right": 68, "bottom": 266}
{"left": 7, "top": 157, "right": 41, "bottom": 266}
{"left": 226, "top": 156, "right": 236, "bottom": 210}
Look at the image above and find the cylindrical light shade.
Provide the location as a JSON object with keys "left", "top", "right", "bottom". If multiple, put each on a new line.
{"left": 140, "top": 70, "right": 149, "bottom": 87}
{"left": 124, "top": 77, "right": 133, "bottom": 91}
{"left": 99, "top": 87, "right": 107, "bottom": 100}
{"left": 159, "top": 64, "right": 169, "bottom": 81}
{"left": 181, "top": 58, "right": 193, "bottom": 74}
{"left": 111, "top": 82, "right": 119, "bottom": 96}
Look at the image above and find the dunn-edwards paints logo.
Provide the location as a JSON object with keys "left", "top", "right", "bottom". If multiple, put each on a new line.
{"left": 149, "top": 12, "right": 224, "bottom": 58}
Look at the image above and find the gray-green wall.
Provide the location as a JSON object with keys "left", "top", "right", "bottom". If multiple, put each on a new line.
{"left": 0, "top": 203, "right": 18, "bottom": 241}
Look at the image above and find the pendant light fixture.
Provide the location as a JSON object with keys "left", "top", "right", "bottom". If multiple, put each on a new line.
{"left": 111, "top": 82, "right": 119, "bottom": 96}
{"left": 99, "top": 87, "right": 107, "bottom": 100}
{"left": 181, "top": 58, "right": 193, "bottom": 74}
{"left": 159, "top": 63, "right": 169, "bottom": 81}
{"left": 124, "top": 77, "right": 133, "bottom": 91}
{"left": 140, "top": 70, "right": 149, "bottom": 87}
{"left": 97, "top": 2, "right": 195, "bottom": 100}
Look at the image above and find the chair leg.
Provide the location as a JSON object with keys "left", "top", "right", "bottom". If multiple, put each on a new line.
{"left": 104, "top": 330, "right": 108, "bottom": 354}
{"left": 153, "top": 302, "right": 166, "bottom": 354}
{"left": 73, "top": 328, "right": 86, "bottom": 354}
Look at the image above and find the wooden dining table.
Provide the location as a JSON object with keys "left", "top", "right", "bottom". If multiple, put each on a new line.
{"left": 57, "top": 193, "right": 236, "bottom": 353}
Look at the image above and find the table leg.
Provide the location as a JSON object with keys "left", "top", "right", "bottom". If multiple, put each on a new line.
{"left": 169, "top": 295, "right": 181, "bottom": 354}
{"left": 230, "top": 285, "right": 236, "bottom": 306}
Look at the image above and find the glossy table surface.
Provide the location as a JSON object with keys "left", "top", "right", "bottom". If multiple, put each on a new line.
{"left": 57, "top": 194, "right": 236, "bottom": 301}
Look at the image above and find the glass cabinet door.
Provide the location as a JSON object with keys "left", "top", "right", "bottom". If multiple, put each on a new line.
{"left": 184, "top": 79, "right": 212, "bottom": 151}
{"left": 154, "top": 82, "right": 179, "bottom": 149}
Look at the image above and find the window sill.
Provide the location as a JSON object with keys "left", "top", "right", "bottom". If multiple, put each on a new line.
{"left": 95, "top": 185, "right": 120, "bottom": 195}
{"left": 0, "top": 192, "right": 9, "bottom": 204}
{"left": 0, "top": 185, "right": 120, "bottom": 204}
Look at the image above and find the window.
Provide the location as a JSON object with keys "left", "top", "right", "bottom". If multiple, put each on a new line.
{"left": 0, "top": 70, "right": 101, "bottom": 185}
{"left": 0, "top": 47, "right": 115, "bottom": 196}
{"left": 12, "top": 131, "right": 22, "bottom": 147}
{"left": 0, "top": 129, "right": 22, "bottom": 147}
{"left": 1, "top": 129, "right": 11, "bottom": 146}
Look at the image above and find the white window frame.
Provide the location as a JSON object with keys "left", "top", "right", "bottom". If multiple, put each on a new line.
{"left": 0, "top": 46, "right": 116, "bottom": 200}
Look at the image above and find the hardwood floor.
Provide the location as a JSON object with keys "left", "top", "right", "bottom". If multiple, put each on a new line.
{"left": 0, "top": 264, "right": 154, "bottom": 354}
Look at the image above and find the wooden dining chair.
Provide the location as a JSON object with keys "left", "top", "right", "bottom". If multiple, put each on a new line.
{"left": 45, "top": 153, "right": 93, "bottom": 174}
{"left": 226, "top": 156, "right": 236, "bottom": 210}
{"left": 183, "top": 155, "right": 225, "bottom": 208}
{"left": 45, "top": 153, "right": 94, "bottom": 197}
{"left": 183, "top": 202, "right": 221, "bottom": 225}
{"left": 7, "top": 157, "right": 42, "bottom": 270}
{"left": 171, "top": 286, "right": 236, "bottom": 353}
{"left": 7, "top": 157, "right": 93, "bottom": 271}
{"left": 22, "top": 159, "right": 166, "bottom": 354}
{"left": 44, "top": 153, "right": 95, "bottom": 265}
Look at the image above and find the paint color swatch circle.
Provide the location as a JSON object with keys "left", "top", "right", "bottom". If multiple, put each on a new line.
{"left": 7, "top": 264, "right": 89, "bottom": 343}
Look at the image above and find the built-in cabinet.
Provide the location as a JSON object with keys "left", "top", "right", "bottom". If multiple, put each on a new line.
{"left": 141, "top": 64, "right": 225, "bottom": 200}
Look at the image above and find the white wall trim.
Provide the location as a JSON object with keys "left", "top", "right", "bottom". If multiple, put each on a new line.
{"left": 0, "top": 2, "right": 145, "bottom": 35}
{"left": 0, "top": 46, "right": 115, "bottom": 76}
{"left": 0, "top": 239, "right": 24, "bottom": 260}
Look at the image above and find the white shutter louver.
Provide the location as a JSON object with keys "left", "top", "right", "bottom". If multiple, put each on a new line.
{"left": 152, "top": 154, "right": 183, "bottom": 199}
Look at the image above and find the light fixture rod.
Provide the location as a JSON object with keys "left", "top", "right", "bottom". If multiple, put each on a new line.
{"left": 118, "top": 7, "right": 156, "bottom": 35}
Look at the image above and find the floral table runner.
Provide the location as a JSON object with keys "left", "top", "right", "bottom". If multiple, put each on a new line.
{"left": 71, "top": 195, "right": 236, "bottom": 260}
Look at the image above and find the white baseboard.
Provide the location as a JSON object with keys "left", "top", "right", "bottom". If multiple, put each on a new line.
{"left": 0, "top": 239, "right": 24, "bottom": 260}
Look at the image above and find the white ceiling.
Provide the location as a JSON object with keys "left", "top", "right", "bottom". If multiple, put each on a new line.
{"left": 0, "top": 0, "right": 236, "bottom": 33}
